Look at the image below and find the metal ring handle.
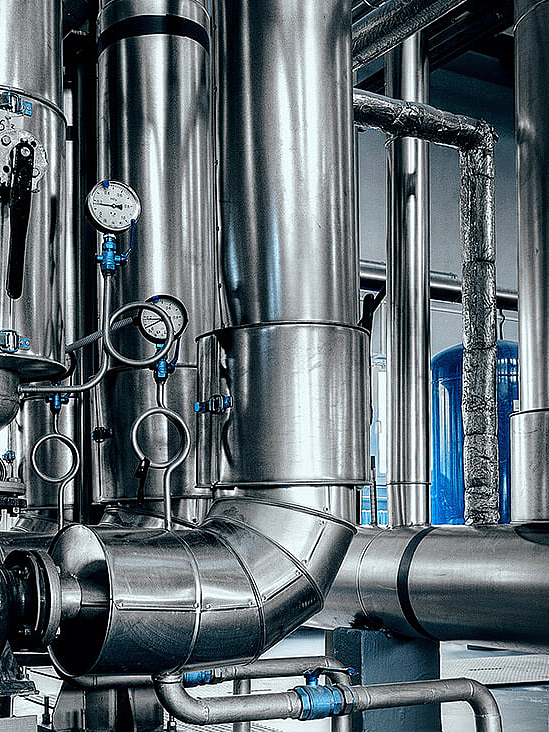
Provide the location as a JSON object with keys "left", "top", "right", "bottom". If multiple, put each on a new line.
{"left": 30, "top": 432, "right": 80, "bottom": 484}
{"left": 131, "top": 406, "right": 191, "bottom": 470}
{"left": 103, "top": 301, "right": 174, "bottom": 368}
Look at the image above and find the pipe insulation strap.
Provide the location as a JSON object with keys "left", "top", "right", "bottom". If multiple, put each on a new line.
{"left": 396, "top": 527, "right": 437, "bottom": 640}
{"left": 294, "top": 686, "right": 344, "bottom": 720}
{"left": 97, "top": 15, "right": 210, "bottom": 56}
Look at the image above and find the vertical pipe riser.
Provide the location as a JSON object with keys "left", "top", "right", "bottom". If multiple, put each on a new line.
{"left": 460, "top": 142, "right": 499, "bottom": 524}
{"left": 385, "top": 34, "right": 431, "bottom": 526}
{"left": 511, "top": 0, "right": 549, "bottom": 522}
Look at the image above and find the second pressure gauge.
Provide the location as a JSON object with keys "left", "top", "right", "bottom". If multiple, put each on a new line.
{"left": 138, "top": 295, "right": 189, "bottom": 344}
{"left": 85, "top": 179, "right": 141, "bottom": 233}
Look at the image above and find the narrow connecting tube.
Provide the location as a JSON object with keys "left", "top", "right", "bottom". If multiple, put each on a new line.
{"left": 154, "top": 676, "right": 501, "bottom": 731}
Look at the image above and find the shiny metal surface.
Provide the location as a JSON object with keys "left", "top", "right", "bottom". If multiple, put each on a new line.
{"left": 94, "top": 366, "right": 202, "bottom": 517}
{"left": 217, "top": 0, "right": 357, "bottom": 326}
{"left": 515, "top": 0, "right": 549, "bottom": 413}
{"left": 385, "top": 34, "right": 430, "bottom": 527}
{"left": 198, "top": 324, "right": 369, "bottom": 486}
{"left": 359, "top": 260, "right": 518, "bottom": 312}
{"left": 155, "top": 673, "right": 500, "bottom": 731}
{"left": 513, "top": 0, "right": 549, "bottom": 519}
{"left": 47, "top": 501, "right": 354, "bottom": 676}
{"left": 96, "top": 0, "right": 214, "bottom": 508}
{"left": 16, "top": 400, "right": 76, "bottom": 521}
{"left": 313, "top": 524, "right": 549, "bottom": 648}
{"left": 510, "top": 409, "right": 549, "bottom": 522}
{"left": 0, "top": 0, "right": 66, "bottom": 378}
{"left": 347, "top": 678, "right": 501, "bottom": 732}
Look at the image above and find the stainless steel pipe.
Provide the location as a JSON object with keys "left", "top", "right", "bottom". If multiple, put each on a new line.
{"left": 154, "top": 676, "right": 500, "bottom": 731}
{"left": 385, "top": 34, "right": 430, "bottom": 526}
{"left": 312, "top": 525, "right": 549, "bottom": 649}
{"left": 511, "top": 0, "right": 549, "bottom": 521}
{"left": 345, "top": 678, "right": 501, "bottom": 732}
{"left": 217, "top": 0, "right": 357, "bottom": 327}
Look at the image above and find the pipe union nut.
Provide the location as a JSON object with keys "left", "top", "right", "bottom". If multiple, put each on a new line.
{"left": 295, "top": 685, "right": 345, "bottom": 720}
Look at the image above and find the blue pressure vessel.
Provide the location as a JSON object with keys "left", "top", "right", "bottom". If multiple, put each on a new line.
{"left": 431, "top": 341, "right": 518, "bottom": 524}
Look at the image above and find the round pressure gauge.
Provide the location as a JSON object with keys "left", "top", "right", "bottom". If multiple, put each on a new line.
{"left": 138, "top": 294, "right": 188, "bottom": 344}
{"left": 85, "top": 179, "right": 141, "bottom": 233}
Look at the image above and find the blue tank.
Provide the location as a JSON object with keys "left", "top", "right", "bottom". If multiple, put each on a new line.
{"left": 431, "top": 340, "right": 518, "bottom": 524}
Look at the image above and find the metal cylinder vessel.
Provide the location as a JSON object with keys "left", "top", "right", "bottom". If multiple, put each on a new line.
{"left": 94, "top": 0, "right": 214, "bottom": 521}
{"left": 511, "top": 0, "right": 549, "bottom": 521}
{"left": 0, "top": 0, "right": 66, "bottom": 382}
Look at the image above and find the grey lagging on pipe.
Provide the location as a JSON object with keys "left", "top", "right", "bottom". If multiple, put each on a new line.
{"left": 352, "top": 0, "right": 468, "bottom": 71}
{"left": 354, "top": 88, "right": 499, "bottom": 523}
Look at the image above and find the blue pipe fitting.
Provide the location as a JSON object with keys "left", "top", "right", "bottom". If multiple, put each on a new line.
{"left": 96, "top": 234, "right": 125, "bottom": 274}
{"left": 47, "top": 392, "right": 69, "bottom": 414}
{"left": 194, "top": 394, "right": 233, "bottom": 414}
{"left": 294, "top": 685, "right": 345, "bottom": 720}
{"left": 181, "top": 670, "right": 214, "bottom": 688}
{"left": 2, "top": 451, "right": 15, "bottom": 464}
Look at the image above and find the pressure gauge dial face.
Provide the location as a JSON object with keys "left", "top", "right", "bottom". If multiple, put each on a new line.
{"left": 138, "top": 295, "right": 189, "bottom": 344}
{"left": 85, "top": 180, "right": 141, "bottom": 233}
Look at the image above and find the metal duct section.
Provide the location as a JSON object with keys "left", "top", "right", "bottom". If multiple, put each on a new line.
{"left": 385, "top": 34, "right": 431, "bottom": 526}
{"left": 312, "top": 524, "right": 549, "bottom": 648}
{"left": 43, "top": 502, "right": 353, "bottom": 676}
{"left": 217, "top": 0, "right": 357, "bottom": 327}
{"left": 511, "top": 0, "right": 549, "bottom": 521}
{"left": 94, "top": 0, "right": 214, "bottom": 523}
{"left": 0, "top": 0, "right": 66, "bottom": 407}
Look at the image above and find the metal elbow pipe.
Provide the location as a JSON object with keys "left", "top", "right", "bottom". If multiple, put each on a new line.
{"left": 346, "top": 678, "right": 501, "bottom": 732}
{"left": 154, "top": 675, "right": 303, "bottom": 725}
{"left": 27, "top": 499, "right": 354, "bottom": 677}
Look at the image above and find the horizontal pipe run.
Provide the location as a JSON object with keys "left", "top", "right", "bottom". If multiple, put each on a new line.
{"left": 359, "top": 261, "right": 517, "bottom": 311}
{"left": 353, "top": 90, "right": 494, "bottom": 150}
{"left": 352, "top": 0, "right": 467, "bottom": 71}
{"left": 346, "top": 678, "right": 501, "bottom": 732}
{"left": 154, "top": 678, "right": 303, "bottom": 725}
{"left": 154, "top": 676, "right": 500, "bottom": 731}
{"left": 182, "top": 657, "right": 352, "bottom": 686}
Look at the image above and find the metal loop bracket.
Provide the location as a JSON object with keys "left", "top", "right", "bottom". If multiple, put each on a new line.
{"left": 103, "top": 301, "right": 174, "bottom": 368}
{"left": 30, "top": 432, "right": 80, "bottom": 485}
{"left": 131, "top": 406, "right": 190, "bottom": 471}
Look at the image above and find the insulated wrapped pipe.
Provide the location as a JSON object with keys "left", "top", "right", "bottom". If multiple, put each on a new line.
{"left": 352, "top": 0, "right": 467, "bottom": 71}
{"left": 459, "top": 138, "right": 499, "bottom": 524}
{"left": 353, "top": 90, "right": 499, "bottom": 524}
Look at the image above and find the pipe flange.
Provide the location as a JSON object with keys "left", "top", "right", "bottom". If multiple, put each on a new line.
{"left": 5, "top": 549, "right": 61, "bottom": 648}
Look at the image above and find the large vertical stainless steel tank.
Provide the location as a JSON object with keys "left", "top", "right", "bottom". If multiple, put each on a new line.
{"left": 0, "top": 0, "right": 72, "bottom": 523}
{"left": 0, "top": 1, "right": 66, "bottom": 385}
{"left": 94, "top": 0, "right": 214, "bottom": 523}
